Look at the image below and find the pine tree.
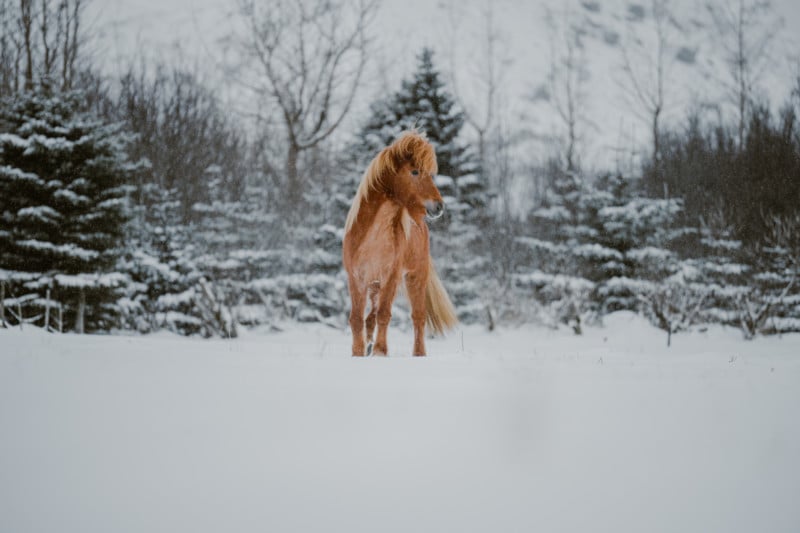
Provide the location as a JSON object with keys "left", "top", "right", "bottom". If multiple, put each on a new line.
{"left": 518, "top": 167, "right": 696, "bottom": 334}
{"left": 0, "top": 90, "right": 135, "bottom": 332}
{"left": 355, "top": 48, "right": 474, "bottom": 179}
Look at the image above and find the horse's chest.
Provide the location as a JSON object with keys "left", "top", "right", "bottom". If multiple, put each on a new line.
{"left": 354, "top": 203, "right": 416, "bottom": 281}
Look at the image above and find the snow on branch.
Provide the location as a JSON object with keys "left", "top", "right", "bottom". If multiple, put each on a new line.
{"left": 16, "top": 206, "right": 62, "bottom": 224}
{"left": 16, "top": 240, "right": 100, "bottom": 261}
{"left": 0, "top": 165, "right": 43, "bottom": 185}
{"left": 54, "top": 273, "right": 128, "bottom": 289}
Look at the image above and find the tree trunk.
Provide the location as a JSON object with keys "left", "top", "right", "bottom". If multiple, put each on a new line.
{"left": 737, "top": 0, "right": 746, "bottom": 150}
{"left": 477, "top": 131, "right": 486, "bottom": 181}
{"left": 286, "top": 142, "right": 301, "bottom": 205}
{"left": 45, "top": 288, "right": 51, "bottom": 332}
{"left": 0, "top": 280, "right": 5, "bottom": 328}
{"left": 21, "top": 0, "right": 34, "bottom": 91}
{"left": 76, "top": 287, "right": 85, "bottom": 334}
{"left": 653, "top": 105, "right": 661, "bottom": 165}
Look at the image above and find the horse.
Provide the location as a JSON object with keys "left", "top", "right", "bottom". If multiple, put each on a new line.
{"left": 342, "top": 130, "right": 458, "bottom": 356}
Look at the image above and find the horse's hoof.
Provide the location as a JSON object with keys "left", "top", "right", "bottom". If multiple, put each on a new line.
{"left": 366, "top": 342, "right": 373, "bottom": 356}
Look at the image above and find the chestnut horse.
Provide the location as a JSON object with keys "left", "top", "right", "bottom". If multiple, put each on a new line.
{"left": 343, "top": 130, "right": 458, "bottom": 356}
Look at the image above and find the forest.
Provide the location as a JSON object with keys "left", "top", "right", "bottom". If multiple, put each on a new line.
{"left": 1, "top": 0, "right": 799, "bottom": 344}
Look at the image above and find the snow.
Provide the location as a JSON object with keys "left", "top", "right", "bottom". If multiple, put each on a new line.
{"left": 23, "top": 134, "right": 75, "bottom": 155}
{"left": 15, "top": 240, "right": 100, "bottom": 262}
{"left": 0, "top": 165, "right": 42, "bottom": 185}
{"left": 600, "top": 276, "right": 657, "bottom": 294}
{"left": 16, "top": 206, "right": 62, "bottom": 224}
{"left": 573, "top": 242, "right": 623, "bottom": 261}
{"left": 0, "top": 270, "right": 41, "bottom": 282}
{"left": 627, "top": 246, "right": 674, "bottom": 263}
{"left": 514, "top": 271, "right": 595, "bottom": 292}
{"left": 0, "top": 132, "right": 30, "bottom": 149}
{"left": 53, "top": 188, "right": 91, "bottom": 205}
{"left": 1, "top": 314, "right": 799, "bottom": 533}
{"left": 532, "top": 205, "right": 571, "bottom": 222}
{"left": 156, "top": 287, "right": 195, "bottom": 307}
{"left": 96, "top": 198, "right": 128, "bottom": 210}
{"left": 53, "top": 273, "right": 128, "bottom": 289}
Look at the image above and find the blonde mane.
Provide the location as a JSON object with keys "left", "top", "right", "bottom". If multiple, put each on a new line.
{"left": 344, "top": 130, "right": 437, "bottom": 234}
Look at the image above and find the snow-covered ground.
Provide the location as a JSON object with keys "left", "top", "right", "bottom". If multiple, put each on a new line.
{"left": 2, "top": 313, "right": 799, "bottom": 532}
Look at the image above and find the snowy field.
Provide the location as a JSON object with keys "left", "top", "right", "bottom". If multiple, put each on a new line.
{"left": 2, "top": 313, "right": 799, "bottom": 533}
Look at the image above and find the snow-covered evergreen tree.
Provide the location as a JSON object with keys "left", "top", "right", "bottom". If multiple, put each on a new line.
{"left": 355, "top": 48, "right": 474, "bottom": 179}
{"left": 118, "top": 184, "right": 202, "bottom": 334}
{"left": 518, "top": 168, "right": 693, "bottom": 333}
{"left": 0, "top": 91, "right": 136, "bottom": 331}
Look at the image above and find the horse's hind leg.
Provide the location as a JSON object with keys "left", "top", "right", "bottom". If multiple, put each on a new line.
{"left": 348, "top": 275, "right": 368, "bottom": 356}
{"left": 405, "top": 270, "right": 428, "bottom": 356}
{"left": 373, "top": 275, "right": 400, "bottom": 356}
{"left": 365, "top": 282, "right": 379, "bottom": 355}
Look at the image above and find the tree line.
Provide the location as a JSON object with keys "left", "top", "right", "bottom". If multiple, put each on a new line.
{"left": 0, "top": 0, "right": 798, "bottom": 345}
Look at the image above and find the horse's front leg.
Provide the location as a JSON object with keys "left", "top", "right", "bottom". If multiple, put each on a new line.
{"left": 348, "top": 275, "right": 368, "bottom": 356}
{"left": 373, "top": 274, "right": 400, "bottom": 356}
{"left": 405, "top": 270, "right": 428, "bottom": 356}
{"left": 364, "top": 282, "right": 379, "bottom": 355}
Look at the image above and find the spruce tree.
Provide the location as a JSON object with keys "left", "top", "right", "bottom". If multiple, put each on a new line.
{"left": 0, "top": 91, "right": 135, "bottom": 331}
{"left": 356, "top": 48, "right": 473, "bottom": 179}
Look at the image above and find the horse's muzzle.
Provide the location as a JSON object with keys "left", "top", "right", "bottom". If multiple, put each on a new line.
{"left": 425, "top": 200, "right": 444, "bottom": 219}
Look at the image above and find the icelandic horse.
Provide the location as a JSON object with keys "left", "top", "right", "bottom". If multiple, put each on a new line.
{"left": 343, "top": 130, "right": 458, "bottom": 356}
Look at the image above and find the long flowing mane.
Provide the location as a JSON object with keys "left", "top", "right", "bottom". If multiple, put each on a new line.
{"left": 344, "top": 130, "right": 437, "bottom": 234}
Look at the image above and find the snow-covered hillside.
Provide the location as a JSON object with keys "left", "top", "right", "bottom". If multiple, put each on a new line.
{"left": 91, "top": 0, "right": 800, "bottom": 171}
{"left": 2, "top": 314, "right": 799, "bottom": 533}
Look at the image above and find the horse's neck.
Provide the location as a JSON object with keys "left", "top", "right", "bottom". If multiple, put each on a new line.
{"left": 357, "top": 192, "right": 391, "bottom": 227}
{"left": 353, "top": 193, "right": 422, "bottom": 239}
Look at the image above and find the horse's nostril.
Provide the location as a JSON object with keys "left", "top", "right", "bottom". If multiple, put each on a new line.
{"left": 426, "top": 201, "right": 444, "bottom": 219}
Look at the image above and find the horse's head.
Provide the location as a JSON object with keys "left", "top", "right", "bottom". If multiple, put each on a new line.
{"left": 384, "top": 130, "right": 444, "bottom": 220}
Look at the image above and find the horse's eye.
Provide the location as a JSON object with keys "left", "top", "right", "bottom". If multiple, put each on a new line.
{"left": 411, "top": 169, "right": 419, "bottom": 176}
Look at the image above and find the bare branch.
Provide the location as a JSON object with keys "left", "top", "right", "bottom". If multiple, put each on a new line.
{"left": 545, "top": 4, "right": 589, "bottom": 172}
{"left": 617, "top": 0, "right": 674, "bottom": 165}
{"left": 705, "top": 0, "right": 782, "bottom": 147}
{"left": 237, "top": 0, "right": 377, "bottom": 200}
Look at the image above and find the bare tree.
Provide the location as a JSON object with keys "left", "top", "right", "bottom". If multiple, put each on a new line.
{"left": 444, "top": 0, "right": 508, "bottom": 181}
{"left": 19, "top": 0, "right": 34, "bottom": 91}
{"left": 545, "top": 4, "right": 588, "bottom": 173}
{"left": 619, "top": 0, "right": 674, "bottom": 168}
{"left": 238, "top": 0, "right": 377, "bottom": 205}
{"left": 118, "top": 60, "right": 248, "bottom": 221}
{"left": 39, "top": 0, "right": 59, "bottom": 81}
{"left": 0, "top": 0, "right": 20, "bottom": 95}
{"left": 764, "top": 211, "right": 800, "bottom": 275}
{"left": 706, "top": 0, "right": 781, "bottom": 148}
{"left": 638, "top": 283, "right": 708, "bottom": 347}
{"left": 0, "top": 0, "right": 85, "bottom": 95}
{"left": 734, "top": 281, "right": 793, "bottom": 339}
{"left": 60, "top": 0, "right": 82, "bottom": 91}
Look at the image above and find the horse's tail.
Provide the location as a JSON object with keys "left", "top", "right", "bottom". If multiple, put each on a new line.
{"left": 425, "top": 262, "right": 458, "bottom": 335}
